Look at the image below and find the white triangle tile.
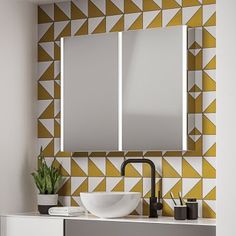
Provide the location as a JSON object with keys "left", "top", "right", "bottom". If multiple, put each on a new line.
{"left": 143, "top": 10, "right": 161, "bottom": 29}
{"left": 54, "top": 21, "right": 70, "bottom": 40}
{"left": 58, "top": 176, "right": 70, "bottom": 190}
{"left": 195, "top": 70, "right": 203, "bottom": 90}
{"left": 56, "top": 157, "right": 71, "bottom": 175}
{"left": 205, "top": 26, "right": 216, "bottom": 38}
{"left": 90, "top": 0, "right": 106, "bottom": 14}
{"left": 54, "top": 99, "right": 60, "bottom": 117}
{"left": 107, "top": 157, "right": 124, "bottom": 171}
{"left": 188, "top": 28, "right": 195, "bottom": 48}
{"left": 175, "top": 0, "right": 182, "bottom": 6}
{"left": 203, "top": 48, "right": 215, "bottom": 68}
{"left": 195, "top": 27, "right": 203, "bottom": 47}
{"left": 205, "top": 113, "right": 216, "bottom": 125}
{"left": 71, "top": 19, "right": 87, "bottom": 35}
{"left": 38, "top": 138, "right": 53, "bottom": 153}
{"left": 132, "top": 0, "right": 143, "bottom": 10}
{"left": 71, "top": 177, "right": 87, "bottom": 194}
{"left": 38, "top": 23, "right": 53, "bottom": 41}
{"left": 189, "top": 92, "right": 201, "bottom": 99}
{"left": 45, "top": 157, "right": 55, "bottom": 167}
{"left": 88, "top": 17, "right": 105, "bottom": 34}
{"left": 203, "top": 179, "right": 216, "bottom": 198}
{"left": 145, "top": 157, "right": 162, "bottom": 176}
{"left": 182, "top": 178, "right": 201, "bottom": 197}
{"left": 72, "top": 196, "right": 84, "bottom": 207}
{"left": 162, "top": 8, "right": 180, "bottom": 27}
{"left": 188, "top": 71, "right": 195, "bottom": 91}
{"left": 204, "top": 69, "right": 216, "bottom": 82}
{"left": 54, "top": 138, "right": 60, "bottom": 155}
{"left": 203, "top": 4, "right": 215, "bottom": 25}
{"left": 56, "top": 2, "right": 71, "bottom": 18}
{"left": 106, "top": 15, "right": 123, "bottom": 32}
{"left": 195, "top": 113, "right": 203, "bottom": 132}
{"left": 203, "top": 91, "right": 215, "bottom": 111}
{"left": 183, "top": 157, "right": 202, "bottom": 176}
{"left": 38, "top": 100, "right": 52, "bottom": 117}
{"left": 189, "top": 135, "right": 201, "bottom": 142}
{"left": 110, "top": 0, "right": 124, "bottom": 12}
{"left": 106, "top": 177, "right": 123, "bottom": 192}
{"left": 38, "top": 61, "right": 53, "bottom": 79}
{"left": 164, "top": 157, "right": 182, "bottom": 176}
{"left": 163, "top": 199, "right": 175, "bottom": 211}
{"left": 153, "top": 0, "right": 162, "bottom": 8}
{"left": 204, "top": 157, "right": 216, "bottom": 169}
{"left": 188, "top": 114, "right": 195, "bottom": 133}
{"left": 88, "top": 177, "right": 105, "bottom": 192}
{"left": 40, "top": 4, "right": 54, "bottom": 20}
{"left": 124, "top": 177, "right": 141, "bottom": 192}
{"left": 39, "top": 42, "right": 54, "bottom": 59}
{"left": 40, "top": 119, "right": 54, "bottom": 136}
{"left": 72, "top": 157, "right": 88, "bottom": 175}
{"left": 203, "top": 135, "right": 216, "bottom": 156}
{"left": 204, "top": 200, "right": 216, "bottom": 213}
{"left": 54, "top": 60, "right": 60, "bottom": 78}
{"left": 124, "top": 13, "right": 142, "bottom": 30}
{"left": 58, "top": 196, "right": 71, "bottom": 206}
{"left": 72, "top": 0, "right": 88, "bottom": 16}
{"left": 162, "top": 178, "right": 181, "bottom": 197}
{"left": 90, "top": 157, "right": 106, "bottom": 175}
{"left": 39, "top": 80, "right": 54, "bottom": 97}
{"left": 131, "top": 163, "right": 143, "bottom": 175}
{"left": 183, "top": 6, "right": 201, "bottom": 24}
{"left": 189, "top": 48, "right": 201, "bottom": 56}
{"left": 143, "top": 178, "right": 161, "bottom": 197}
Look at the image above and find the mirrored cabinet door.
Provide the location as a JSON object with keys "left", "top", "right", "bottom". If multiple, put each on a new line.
{"left": 122, "top": 26, "right": 188, "bottom": 150}
{"left": 61, "top": 33, "right": 119, "bottom": 151}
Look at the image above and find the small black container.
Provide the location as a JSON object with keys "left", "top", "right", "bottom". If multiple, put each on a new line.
{"left": 174, "top": 206, "right": 187, "bottom": 220}
{"left": 186, "top": 198, "right": 198, "bottom": 220}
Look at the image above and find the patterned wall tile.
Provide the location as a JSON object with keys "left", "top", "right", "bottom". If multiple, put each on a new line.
{"left": 38, "top": 0, "right": 216, "bottom": 218}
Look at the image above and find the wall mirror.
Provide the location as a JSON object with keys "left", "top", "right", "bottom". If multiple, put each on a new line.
{"left": 61, "top": 26, "right": 189, "bottom": 152}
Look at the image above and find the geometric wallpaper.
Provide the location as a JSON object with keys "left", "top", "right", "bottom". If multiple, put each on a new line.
{"left": 38, "top": 0, "right": 216, "bottom": 218}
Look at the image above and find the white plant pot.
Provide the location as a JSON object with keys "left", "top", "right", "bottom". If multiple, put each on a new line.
{"left": 37, "top": 194, "right": 58, "bottom": 214}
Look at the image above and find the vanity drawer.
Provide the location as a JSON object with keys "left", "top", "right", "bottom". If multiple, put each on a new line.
{"left": 65, "top": 220, "right": 216, "bottom": 236}
{"left": 1, "top": 216, "right": 64, "bottom": 236}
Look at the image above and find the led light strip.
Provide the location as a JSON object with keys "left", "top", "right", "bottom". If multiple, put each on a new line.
{"left": 60, "top": 37, "right": 64, "bottom": 151}
{"left": 118, "top": 32, "right": 123, "bottom": 151}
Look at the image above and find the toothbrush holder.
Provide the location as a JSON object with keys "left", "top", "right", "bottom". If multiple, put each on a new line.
{"left": 174, "top": 205, "right": 187, "bottom": 220}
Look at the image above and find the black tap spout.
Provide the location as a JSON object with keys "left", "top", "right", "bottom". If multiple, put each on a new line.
{"left": 121, "top": 158, "right": 156, "bottom": 198}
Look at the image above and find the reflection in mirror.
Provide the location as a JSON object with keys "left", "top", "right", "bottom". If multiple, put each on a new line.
{"left": 61, "top": 33, "right": 119, "bottom": 151}
{"left": 122, "top": 26, "right": 188, "bottom": 151}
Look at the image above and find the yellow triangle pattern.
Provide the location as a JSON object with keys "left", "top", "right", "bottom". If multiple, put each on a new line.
{"left": 37, "top": 0, "right": 216, "bottom": 218}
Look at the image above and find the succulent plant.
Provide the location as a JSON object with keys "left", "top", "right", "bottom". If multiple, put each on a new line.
{"left": 32, "top": 147, "right": 62, "bottom": 194}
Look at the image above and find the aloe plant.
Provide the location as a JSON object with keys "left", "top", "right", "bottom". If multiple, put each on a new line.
{"left": 32, "top": 147, "right": 62, "bottom": 194}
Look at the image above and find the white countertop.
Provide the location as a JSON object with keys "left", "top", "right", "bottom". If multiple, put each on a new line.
{"left": 1, "top": 212, "right": 216, "bottom": 227}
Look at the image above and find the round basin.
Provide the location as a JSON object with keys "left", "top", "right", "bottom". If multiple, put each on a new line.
{"left": 80, "top": 192, "right": 141, "bottom": 218}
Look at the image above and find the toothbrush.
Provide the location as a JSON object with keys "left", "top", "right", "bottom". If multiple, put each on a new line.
{"left": 170, "top": 192, "right": 177, "bottom": 205}
{"left": 178, "top": 192, "right": 183, "bottom": 205}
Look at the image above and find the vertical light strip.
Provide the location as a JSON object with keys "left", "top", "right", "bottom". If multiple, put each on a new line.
{"left": 182, "top": 26, "right": 188, "bottom": 150}
{"left": 60, "top": 37, "right": 64, "bottom": 151}
{"left": 118, "top": 32, "right": 122, "bottom": 151}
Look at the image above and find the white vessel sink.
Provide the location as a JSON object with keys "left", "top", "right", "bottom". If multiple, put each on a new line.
{"left": 80, "top": 192, "right": 141, "bottom": 218}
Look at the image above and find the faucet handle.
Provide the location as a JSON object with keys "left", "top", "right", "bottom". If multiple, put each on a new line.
{"left": 156, "top": 190, "right": 163, "bottom": 210}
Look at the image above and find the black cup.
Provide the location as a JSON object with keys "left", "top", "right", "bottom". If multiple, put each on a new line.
{"left": 174, "top": 206, "right": 187, "bottom": 220}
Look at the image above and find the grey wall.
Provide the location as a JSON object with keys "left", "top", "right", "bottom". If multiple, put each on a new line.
{"left": 0, "top": 0, "right": 37, "bottom": 213}
{"left": 217, "top": 0, "right": 236, "bottom": 235}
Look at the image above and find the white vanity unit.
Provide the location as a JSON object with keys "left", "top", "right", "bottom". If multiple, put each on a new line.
{"left": 0, "top": 213, "right": 216, "bottom": 236}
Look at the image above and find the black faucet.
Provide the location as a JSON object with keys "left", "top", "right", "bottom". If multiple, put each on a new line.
{"left": 121, "top": 158, "right": 163, "bottom": 218}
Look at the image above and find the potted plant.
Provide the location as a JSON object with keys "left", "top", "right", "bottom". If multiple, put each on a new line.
{"left": 32, "top": 147, "right": 62, "bottom": 214}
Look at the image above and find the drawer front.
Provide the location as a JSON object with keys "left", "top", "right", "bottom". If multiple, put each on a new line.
{"left": 65, "top": 220, "right": 216, "bottom": 236}
{"left": 1, "top": 216, "right": 64, "bottom": 236}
